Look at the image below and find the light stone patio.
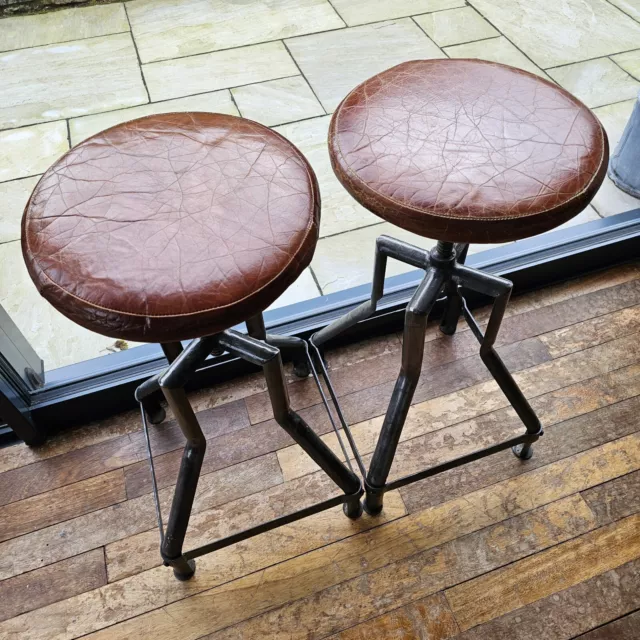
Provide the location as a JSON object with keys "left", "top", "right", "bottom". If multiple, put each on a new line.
{"left": 0, "top": 0, "right": 639, "bottom": 369}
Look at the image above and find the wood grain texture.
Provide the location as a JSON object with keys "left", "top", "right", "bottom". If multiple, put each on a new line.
{"left": 0, "top": 400, "right": 249, "bottom": 507}
{"left": 199, "top": 496, "right": 596, "bottom": 640}
{"left": 246, "top": 278, "right": 640, "bottom": 424}
{"left": 0, "top": 265, "right": 638, "bottom": 640}
{"left": 576, "top": 609, "right": 640, "bottom": 639}
{"left": 0, "top": 434, "right": 143, "bottom": 507}
{"left": 3, "top": 421, "right": 636, "bottom": 638}
{"left": 401, "top": 390, "right": 640, "bottom": 514}
{"left": 0, "top": 491, "right": 157, "bottom": 581}
{"left": 278, "top": 334, "right": 640, "bottom": 482}
{"left": 106, "top": 466, "right": 336, "bottom": 581}
{"left": 445, "top": 513, "right": 640, "bottom": 631}
{"left": 83, "top": 427, "right": 640, "bottom": 640}
{"left": 124, "top": 417, "right": 291, "bottom": 498}
{"left": 540, "top": 304, "right": 640, "bottom": 358}
{"left": 0, "top": 453, "right": 280, "bottom": 582}
{"left": 332, "top": 592, "right": 459, "bottom": 639}
{"left": 0, "top": 549, "right": 106, "bottom": 622}
{"left": 0, "top": 494, "right": 407, "bottom": 640}
{"left": 0, "top": 262, "right": 633, "bottom": 479}
{"left": 0, "top": 469, "right": 126, "bottom": 543}
{"left": 581, "top": 469, "right": 640, "bottom": 526}
{"left": 455, "top": 558, "right": 640, "bottom": 640}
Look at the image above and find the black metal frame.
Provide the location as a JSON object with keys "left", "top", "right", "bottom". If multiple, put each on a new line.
{"left": 312, "top": 238, "right": 543, "bottom": 515}
{"left": 135, "top": 313, "right": 364, "bottom": 580}
{"left": 2, "top": 208, "right": 640, "bottom": 446}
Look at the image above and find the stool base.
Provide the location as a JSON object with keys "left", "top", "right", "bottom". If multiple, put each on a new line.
{"left": 312, "top": 237, "right": 544, "bottom": 514}
{"left": 136, "top": 315, "right": 364, "bottom": 580}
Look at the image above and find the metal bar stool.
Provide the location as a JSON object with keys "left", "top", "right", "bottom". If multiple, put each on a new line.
{"left": 21, "top": 113, "right": 363, "bottom": 581}
{"left": 312, "top": 59, "right": 609, "bottom": 515}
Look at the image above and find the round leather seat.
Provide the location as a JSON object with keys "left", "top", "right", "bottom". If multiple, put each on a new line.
{"left": 22, "top": 113, "right": 319, "bottom": 342}
{"left": 329, "top": 59, "right": 608, "bottom": 243}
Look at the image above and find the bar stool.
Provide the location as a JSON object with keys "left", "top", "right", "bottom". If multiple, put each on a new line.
{"left": 21, "top": 113, "right": 363, "bottom": 580}
{"left": 312, "top": 60, "right": 609, "bottom": 515}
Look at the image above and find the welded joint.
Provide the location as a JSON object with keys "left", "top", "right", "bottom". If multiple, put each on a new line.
{"left": 452, "top": 264, "right": 512, "bottom": 298}
{"left": 376, "top": 234, "right": 431, "bottom": 269}
{"left": 159, "top": 335, "right": 220, "bottom": 389}
{"left": 216, "top": 329, "right": 279, "bottom": 366}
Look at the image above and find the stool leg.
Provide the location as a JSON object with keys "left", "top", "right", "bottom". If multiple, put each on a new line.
{"left": 263, "top": 353, "right": 363, "bottom": 517}
{"left": 160, "top": 386, "right": 206, "bottom": 580}
{"left": 365, "top": 269, "right": 445, "bottom": 514}
{"left": 162, "top": 342, "right": 184, "bottom": 364}
{"left": 440, "top": 243, "right": 469, "bottom": 336}
{"left": 312, "top": 235, "right": 401, "bottom": 347}
{"left": 456, "top": 267, "right": 543, "bottom": 460}
{"left": 247, "top": 315, "right": 363, "bottom": 518}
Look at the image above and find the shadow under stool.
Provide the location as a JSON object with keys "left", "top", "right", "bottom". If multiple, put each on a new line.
{"left": 20, "top": 113, "right": 363, "bottom": 581}
{"left": 312, "top": 59, "right": 609, "bottom": 516}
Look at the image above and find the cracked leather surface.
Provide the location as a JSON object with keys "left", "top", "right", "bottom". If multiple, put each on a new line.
{"left": 329, "top": 59, "right": 608, "bottom": 243}
{"left": 22, "top": 113, "right": 320, "bottom": 342}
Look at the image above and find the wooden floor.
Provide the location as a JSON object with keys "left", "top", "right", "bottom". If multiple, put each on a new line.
{"left": 1, "top": 263, "right": 640, "bottom": 640}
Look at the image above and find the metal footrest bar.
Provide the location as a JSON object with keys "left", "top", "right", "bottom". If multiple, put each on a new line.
{"left": 137, "top": 315, "right": 365, "bottom": 580}
{"left": 183, "top": 494, "right": 351, "bottom": 560}
{"left": 381, "top": 429, "right": 543, "bottom": 494}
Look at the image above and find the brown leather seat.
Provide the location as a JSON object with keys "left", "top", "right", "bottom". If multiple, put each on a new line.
{"left": 22, "top": 113, "right": 319, "bottom": 342}
{"left": 329, "top": 59, "right": 608, "bottom": 243}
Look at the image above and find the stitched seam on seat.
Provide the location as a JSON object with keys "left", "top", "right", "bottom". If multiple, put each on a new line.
{"left": 24, "top": 122, "right": 319, "bottom": 319}
{"left": 332, "top": 60, "right": 606, "bottom": 222}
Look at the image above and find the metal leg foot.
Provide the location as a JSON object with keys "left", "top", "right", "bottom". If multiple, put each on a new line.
{"left": 512, "top": 443, "right": 534, "bottom": 460}
{"left": 343, "top": 495, "right": 363, "bottom": 519}
{"left": 168, "top": 556, "right": 196, "bottom": 581}
{"left": 363, "top": 485, "right": 384, "bottom": 516}
{"left": 292, "top": 358, "right": 311, "bottom": 379}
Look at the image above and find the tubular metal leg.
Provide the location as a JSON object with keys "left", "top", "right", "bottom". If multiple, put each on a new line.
{"left": 159, "top": 385, "right": 206, "bottom": 580}
{"left": 162, "top": 342, "right": 184, "bottom": 364}
{"left": 365, "top": 269, "right": 445, "bottom": 514}
{"left": 440, "top": 243, "right": 469, "bottom": 335}
{"left": 262, "top": 352, "right": 363, "bottom": 518}
{"left": 457, "top": 267, "right": 543, "bottom": 460}
{"left": 246, "top": 314, "right": 363, "bottom": 517}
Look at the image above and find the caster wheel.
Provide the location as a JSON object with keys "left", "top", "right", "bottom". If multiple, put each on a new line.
{"left": 512, "top": 444, "right": 533, "bottom": 460}
{"left": 173, "top": 559, "right": 196, "bottom": 581}
{"left": 146, "top": 406, "right": 166, "bottom": 425}
{"left": 343, "top": 499, "right": 363, "bottom": 519}
{"left": 439, "top": 324, "right": 457, "bottom": 336}
{"left": 292, "top": 359, "right": 311, "bottom": 378}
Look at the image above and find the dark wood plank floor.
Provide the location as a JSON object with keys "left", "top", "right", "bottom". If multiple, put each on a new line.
{"left": 1, "top": 262, "right": 640, "bottom": 639}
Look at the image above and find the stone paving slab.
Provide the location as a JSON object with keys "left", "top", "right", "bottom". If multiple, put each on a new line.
{"left": 0, "top": 0, "right": 638, "bottom": 368}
